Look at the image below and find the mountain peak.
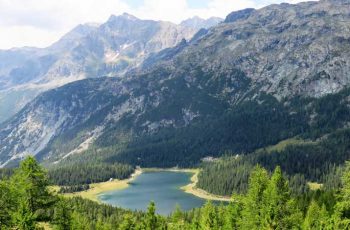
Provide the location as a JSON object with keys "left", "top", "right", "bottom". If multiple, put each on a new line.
{"left": 224, "top": 8, "right": 255, "bottom": 23}
{"left": 107, "top": 13, "right": 139, "bottom": 23}
{"left": 180, "top": 16, "right": 222, "bottom": 29}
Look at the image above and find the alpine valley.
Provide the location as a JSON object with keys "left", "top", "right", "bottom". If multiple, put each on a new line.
{"left": 3, "top": 0, "right": 350, "bottom": 229}
{"left": 2, "top": 0, "right": 350, "bottom": 169}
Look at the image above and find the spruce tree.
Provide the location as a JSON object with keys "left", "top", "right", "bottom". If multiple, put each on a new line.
{"left": 304, "top": 201, "right": 330, "bottom": 230}
{"left": 333, "top": 161, "right": 350, "bottom": 228}
{"left": 120, "top": 213, "right": 137, "bottom": 230}
{"left": 13, "top": 199, "right": 36, "bottom": 230}
{"left": 262, "top": 166, "right": 302, "bottom": 229}
{"left": 53, "top": 199, "right": 72, "bottom": 230}
{"left": 11, "top": 156, "right": 55, "bottom": 214}
{"left": 240, "top": 165, "right": 269, "bottom": 229}
{"left": 200, "top": 201, "right": 219, "bottom": 230}
{"left": 223, "top": 200, "right": 242, "bottom": 230}
{"left": 0, "top": 180, "right": 15, "bottom": 228}
{"left": 145, "top": 201, "right": 158, "bottom": 230}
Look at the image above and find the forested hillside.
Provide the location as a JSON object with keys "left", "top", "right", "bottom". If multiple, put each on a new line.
{"left": 2, "top": 156, "right": 350, "bottom": 229}
{"left": 1, "top": 0, "right": 350, "bottom": 170}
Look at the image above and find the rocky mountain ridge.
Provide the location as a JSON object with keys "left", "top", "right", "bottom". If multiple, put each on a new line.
{"left": 0, "top": 14, "right": 220, "bottom": 123}
{"left": 1, "top": 0, "right": 350, "bottom": 167}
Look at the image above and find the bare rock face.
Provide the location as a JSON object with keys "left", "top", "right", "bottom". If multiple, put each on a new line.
{"left": 154, "top": 0, "right": 350, "bottom": 99}
{"left": 180, "top": 16, "right": 223, "bottom": 29}
{"left": 0, "top": 14, "right": 209, "bottom": 123}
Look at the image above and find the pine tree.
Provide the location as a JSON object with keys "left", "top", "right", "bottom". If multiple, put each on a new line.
{"left": 262, "top": 166, "right": 302, "bottom": 229}
{"left": 169, "top": 204, "right": 186, "bottom": 230}
{"left": 333, "top": 161, "right": 350, "bottom": 228}
{"left": 200, "top": 201, "right": 219, "bottom": 230}
{"left": 70, "top": 211, "right": 90, "bottom": 230}
{"left": 120, "top": 213, "right": 137, "bottom": 230}
{"left": 53, "top": 199, "right": 72, "bottom": 230}
{"left": 240, "top": 165, "right": 269, "bottom": 229}
{"left": 0, "top": 180, "right": 15, "bottom": 228}
{"left": 8, "top": 156, "right": 56, "bottom": 229}
{"left": 223, "top": 200, "right": 242, "bottom": 230}
{"left": 190, "top": 208, "right": 201, "bottom": 230}
{"left": 304, "top": 201, "right": 330, "bottom": 230}
{"left": 11, "top": 156, "right": 55, "bottom": 214}
{"left": 145, "top": 201, "right": 158, "bottom": 230}
{"left": 13, "top": 199, "right": 36, "bottom": 230}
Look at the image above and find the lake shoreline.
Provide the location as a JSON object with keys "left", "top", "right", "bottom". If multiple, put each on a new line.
{"left": 63, "top": 168, "right": 142, "bottom": 203}
{"left": 63, "top": 167, "right": 231, "bottom": 203}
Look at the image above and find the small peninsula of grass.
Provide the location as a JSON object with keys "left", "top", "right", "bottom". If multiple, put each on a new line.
{"left": 62, "top": 168, "right": 142, "bottom": 202}
{"left": 179, "top": 169, "right": 231, "bottom": 202}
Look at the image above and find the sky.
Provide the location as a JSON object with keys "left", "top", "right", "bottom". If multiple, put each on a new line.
{"left": 0, "top": 0, "right": 307, "bottom": 49}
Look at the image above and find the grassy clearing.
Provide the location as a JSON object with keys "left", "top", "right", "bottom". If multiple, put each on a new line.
{"left": 256, "top": 137, "right": 315, "bottom": 153}
{"left": 38, "top": 222, "right": 53, "bottom": 230}
{"left": 308, "top": 182, "right": 323, "bottom": 190}
{"left": 62, "top": 169, "right": 142, "bottom": 203}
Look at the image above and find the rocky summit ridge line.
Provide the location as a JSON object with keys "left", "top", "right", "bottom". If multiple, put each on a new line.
{"left": 1, "top": 0, "right": 350, "bottom": 167}
{"left": 0, "top": 14, "right": 222, "bottom": 123}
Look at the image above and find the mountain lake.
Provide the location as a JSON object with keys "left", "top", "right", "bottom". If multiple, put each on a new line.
{"left": 98, "top": 171, "right": 207, "bottom": 215}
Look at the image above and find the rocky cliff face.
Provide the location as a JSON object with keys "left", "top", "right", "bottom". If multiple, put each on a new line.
{"left": 180, "top": 16, "right": 223, "bottom": 29}
{"left": 0, "top": 14, "right": 211, "bottom": 123}
{"left": 151, "top": 0, "right": 350, "bottom": 99}
{"left": 1, "top": 0, "right": 350, "bottom": 167}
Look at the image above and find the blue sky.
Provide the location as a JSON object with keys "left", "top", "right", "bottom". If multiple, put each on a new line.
{"left": 0, "top": 0, "right": 307, "bottom": 49}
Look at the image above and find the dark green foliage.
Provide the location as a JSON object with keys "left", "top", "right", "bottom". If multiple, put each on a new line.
{"left": 198, "top": 127, "right": 350, "bottom": 197}
{"left": 48, "top": 163, "right": 134, "bottom": 186}
{"left": 59, "top": 184, "right": 90, "bottom": 194}
{"left": 0, "top": 180, "right": 15, "bottom": 227}
{"left": 145, "top": 201, "right": 158, "bottom": 230}
{"left": 2, "top": 156, "right": 349, "bottom": 229}
{"left": 0, "top": 156, "right": 57, "bottom": 229}
{"left": 0, "top": 167, "right": 14, "bottom": 180}
{"left": 102, "top": 88, "right": 350, "bottom": 168}
{"left": 53, "top": 199, "right": 72, "bottom": 230}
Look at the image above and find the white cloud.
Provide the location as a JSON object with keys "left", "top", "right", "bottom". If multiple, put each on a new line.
{"left": 0, "top": 0, "right": 309, "bottom": 49}
{"left": 0, "top": 0, "right": 130, "bottom": 49}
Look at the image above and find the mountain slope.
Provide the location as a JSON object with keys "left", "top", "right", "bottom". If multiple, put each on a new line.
{"left": 0, "top": 14, "right": 207, "bottom": 123}
{"left": 1, "top": 0, "right": 350, "bottom": 168}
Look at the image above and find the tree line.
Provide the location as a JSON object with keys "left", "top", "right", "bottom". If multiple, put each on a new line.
{"left": 48, "top": 163, "right": 134, "bottom": 186}
{"left": 2, "top": 156, "right": 350, "bottom": 229}
{"left": 197, "top": 127, "right": 350, "bottom": 197}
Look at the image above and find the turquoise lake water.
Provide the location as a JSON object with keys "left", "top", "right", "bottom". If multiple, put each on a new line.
{"left": 98, "top": 171, "right": 206, "bottom": 215}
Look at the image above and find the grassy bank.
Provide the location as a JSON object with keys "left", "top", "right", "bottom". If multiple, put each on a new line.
{"left": 59, "top": 167, "right": 230, "bottom": 203}
{"left": 144, "top": 167, "right": 231, "bottom": 202}
{"left": 62, "top": 168, "right": 142, "bottom": 202}
{"left": 179, "top": 169, "right": 231, "bottom": 202}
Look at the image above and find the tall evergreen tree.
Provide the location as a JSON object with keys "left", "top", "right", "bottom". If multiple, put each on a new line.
{"left": 223, "top": 200, "right": 242, "bottom": 230}
{"left": 262, "top": 166, "right": 302, "bottom": 229}
{"left": 333, "top": 161, "right": 350, "bottom": 228}
{"left": 119, "top": 213, "right": 137, "bottom": 230}
{"left": 240, "top": 165, "right": 269, "bottom": 229}
{"left": 145, "top": 201, "right": 158, "bottom": 230}
{"left": 13, "top": 199, "right": 36, "bottom": 230}
{"left": 11, "top": 156, "right": 55, "bottom": 214}
{"left": 0, "top": 180, "right": 15, "bottom": 228}
{"left": 304, "top": 201, "right": 330, "bottom": 230}
{"left": 53, "top": 198, "right": 72, "bottom": 230}
{"left": 200, "top": 201, "right": 219, "bottom": 230}
{"left": 8, "top": 156, "right": 56, "bottom": 229}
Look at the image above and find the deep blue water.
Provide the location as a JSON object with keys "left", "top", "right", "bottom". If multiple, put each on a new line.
{"left": 98, "top": 171, "right": 206, "bottom": 215}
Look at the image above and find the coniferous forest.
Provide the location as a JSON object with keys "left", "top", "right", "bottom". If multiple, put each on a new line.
{"left": 2, "top": 0, "right": 350, "bottom": 229}
{"left": 2, "top": 156, "right": 350, "bottom": 229}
